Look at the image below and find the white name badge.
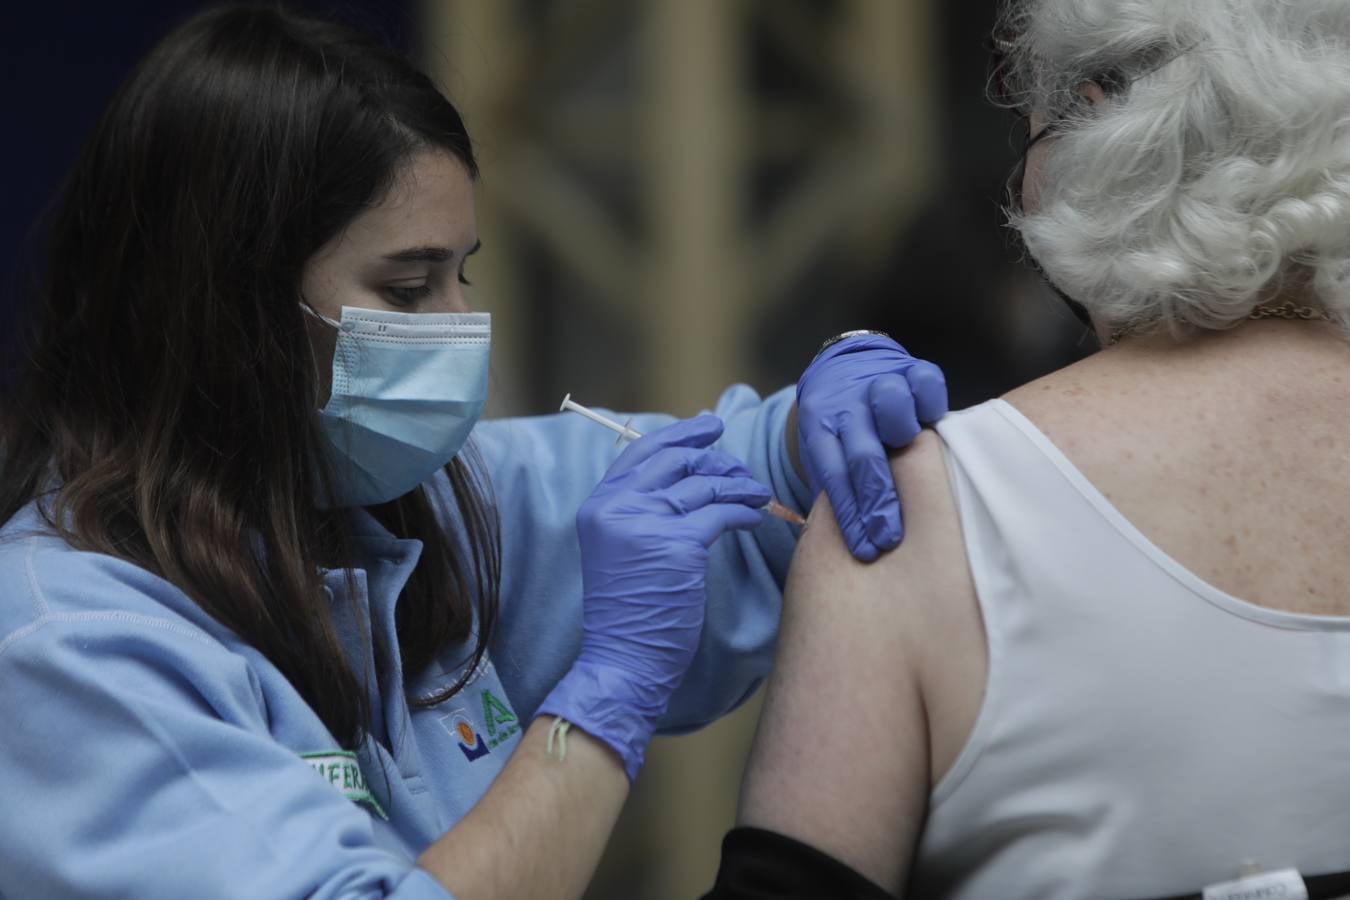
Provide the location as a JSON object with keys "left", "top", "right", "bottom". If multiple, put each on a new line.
{"left": 1202, "top": 869, "right": 1308, "bottom": 900}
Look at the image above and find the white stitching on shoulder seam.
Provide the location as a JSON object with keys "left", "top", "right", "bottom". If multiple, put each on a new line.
{"left": 0, "top": 611, "right": 222, "bottom": 660}
{"left": 0, "top": 615, "right": 53, "bottom": 658}
{"left": 24, "top": 537, "right": 51, "bottom": 616}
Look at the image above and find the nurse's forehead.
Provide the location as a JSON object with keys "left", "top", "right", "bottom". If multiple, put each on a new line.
{"left": 337, "top": 151, "right": 477, "bottom": 254}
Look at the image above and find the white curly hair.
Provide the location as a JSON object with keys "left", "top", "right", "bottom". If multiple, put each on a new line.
{"left": 998, "top": 0, "right": 1350, "bottom": 334}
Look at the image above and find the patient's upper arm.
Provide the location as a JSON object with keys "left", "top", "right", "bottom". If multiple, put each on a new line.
{"left": 735, "top": 429, "right": 985, "bottom": 893}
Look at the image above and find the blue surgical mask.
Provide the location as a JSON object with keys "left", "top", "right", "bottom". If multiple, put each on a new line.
{"left": 303, "top": 304, "right": 491, "bottom": 508}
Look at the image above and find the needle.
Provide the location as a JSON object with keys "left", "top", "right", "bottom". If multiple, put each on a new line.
{"left": 560, "top": 393, "right": 806, "bottom": 527}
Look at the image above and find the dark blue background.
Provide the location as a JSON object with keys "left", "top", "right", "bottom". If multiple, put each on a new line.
{"left": 1, "top": 1, "right": 410, "bottom": 362}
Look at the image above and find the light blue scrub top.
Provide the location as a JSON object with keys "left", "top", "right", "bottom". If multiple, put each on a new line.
{"left": 0, "top": 385, "right": 810, "bottom": 899}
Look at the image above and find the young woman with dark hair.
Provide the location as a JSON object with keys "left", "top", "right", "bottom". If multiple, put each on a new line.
{"left": 0, "top": 4, "right": 945, "bottom": 898}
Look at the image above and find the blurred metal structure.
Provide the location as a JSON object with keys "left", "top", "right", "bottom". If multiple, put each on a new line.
{"left": 423, "top": 0, "right": 936, "bottom": 417}
{"left": 420, "top": 1, "right": 937, "bottom": 897}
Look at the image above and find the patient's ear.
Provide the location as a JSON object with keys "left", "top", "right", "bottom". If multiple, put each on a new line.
{"left": 1078, "top": 81, "right": 1107, "bottom": 107}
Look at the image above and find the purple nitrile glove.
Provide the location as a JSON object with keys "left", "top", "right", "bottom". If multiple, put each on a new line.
{"left": 536, "top": 414, "right": 772, "bottom": 781}
{"left": 796, "top": 333, "right": 948, "bottom": 562}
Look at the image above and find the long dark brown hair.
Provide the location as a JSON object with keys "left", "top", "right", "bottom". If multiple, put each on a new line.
{"left": 0, "top": 3, "right": 500, "bottom": 749}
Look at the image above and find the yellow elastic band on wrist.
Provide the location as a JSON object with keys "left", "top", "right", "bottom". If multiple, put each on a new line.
{"left": 545, "top": 717, "right": 572, "bottom": 762}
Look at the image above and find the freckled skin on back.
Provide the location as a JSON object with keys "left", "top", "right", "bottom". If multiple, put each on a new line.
{"left": 1008, "top": 321, "right": 1350, "bottom": 616}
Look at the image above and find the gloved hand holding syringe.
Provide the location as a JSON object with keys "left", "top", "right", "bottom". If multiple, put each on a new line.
{"left": 560, "top": 394, "right": 807, "bottom": 527}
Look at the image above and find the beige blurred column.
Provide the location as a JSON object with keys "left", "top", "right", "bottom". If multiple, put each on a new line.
{"left": 838, "top": 0, "right": 938, "bottom": 265}
{"left": 634, "top": 2, "right": 939, "bottom": 898}
{"left": 631, "top": 5, "right": 755, "bottom": 898}
{"left": 639, "top": 0, "right": 749, "bottom": 417}
{"left": 422, "top": 0, "right": 531, "bottom": 416}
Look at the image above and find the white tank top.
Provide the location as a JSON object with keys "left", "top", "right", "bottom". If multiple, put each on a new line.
{"left": 910, "top": 400, "right": 1350, "bottom": 900}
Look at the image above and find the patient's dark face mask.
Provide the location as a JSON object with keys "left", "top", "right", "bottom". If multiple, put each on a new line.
{"left": 992, "top": 31, "right": 1138, "bottom": 334}
{"left": 1023, "top": 246, "right": 1095, "bottom": 328}
{"left": 1007, "top": 117, "right": 1096, "bottom": 329}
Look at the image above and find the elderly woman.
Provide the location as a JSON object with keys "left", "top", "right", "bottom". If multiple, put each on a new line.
{"left": 703, "top": 0, "right": 1350, "bottom": 898}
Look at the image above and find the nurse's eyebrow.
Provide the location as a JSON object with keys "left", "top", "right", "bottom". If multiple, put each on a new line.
{"left": 383, "top": 246, "right": 453, "bottom": 263}
{"left": 382, "top": 240, "right": 483, "bottom": 263}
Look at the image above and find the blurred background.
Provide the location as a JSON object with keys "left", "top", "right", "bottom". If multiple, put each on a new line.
{"left": 1, "top": 1, "right": 1094, "bottom": 897}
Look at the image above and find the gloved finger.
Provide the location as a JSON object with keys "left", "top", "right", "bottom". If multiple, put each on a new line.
{"left": 626, "top": 447, "right": 754, "bottom": 493}
{"left": 868, "top": 374, "right": 921, "bottom": 449}
{"left": 682, "top": 502, "right": 769, "bottom": 547}
{"left": 607, "top": 414, "right": 724, "bottom": 477}
{"left": 905, "top": 360, "right": 949, "bottom": 423}
{"left": 657, "top": 475, "right": 772, "bottom": 515}
{"left": 803, "top": 429, "right": 882, "bottom": 562}
{"left": 838, "top": 418, "right": 903, "bottom": 553}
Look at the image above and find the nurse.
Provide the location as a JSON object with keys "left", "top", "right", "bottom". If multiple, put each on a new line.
{"left": 0, "top": 6, "right": 945, "bottom": 899}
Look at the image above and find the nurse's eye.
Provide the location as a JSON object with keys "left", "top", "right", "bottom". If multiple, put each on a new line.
{"left": 387, "top": 284, "right": 431, "bottom": 306}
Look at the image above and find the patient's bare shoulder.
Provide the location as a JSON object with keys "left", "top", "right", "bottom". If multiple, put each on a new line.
{"left": 1002, "top": 354, "right": 1135, "bottom": 473}
{"left": 792, "top": 429, "right": 984, "bottom": 760}
{"left": 736, "top": 429, "right": 986, "bottom": 889}
{"left": 795, "top": 429, "right": 959, "bottom": 588}
{"left": 788, "top": 433, "right": 975, "bottom": 673}
{"left": 882, "top": 430, "right": 987, "bottom": 789}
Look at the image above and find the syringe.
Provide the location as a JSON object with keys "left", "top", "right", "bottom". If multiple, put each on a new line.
{"left": 561, "top": 394, "right": 807, "bottom": 527}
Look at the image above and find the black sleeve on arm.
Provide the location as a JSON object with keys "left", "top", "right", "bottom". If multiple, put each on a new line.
{"left": 700, "top": 827, "right": 898, "bottom": 900}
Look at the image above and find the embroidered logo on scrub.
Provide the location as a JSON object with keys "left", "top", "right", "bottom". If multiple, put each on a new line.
{"left": 440, "top": 688, "right": 522, "bottom": 762}
{"left": 301, "top": 751, "right": 387, "bottom": 819}
{"left": 481, "top": 689, "right": 521, "bottom": 748}
{"left": 444, "top": 709, "right": 490, "bottom": 761}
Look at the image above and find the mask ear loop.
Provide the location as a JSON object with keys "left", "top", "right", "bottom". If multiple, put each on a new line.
{"left": 298, "top": 297, "right": 342, "bottom": 411}
{"left": 299, "top": 298, "right": 343, "bottom": 330}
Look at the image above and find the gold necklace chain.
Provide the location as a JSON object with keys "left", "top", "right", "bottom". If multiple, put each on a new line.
{"left": 1108, "top": 301, "right": 1331, "bottom": 346}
